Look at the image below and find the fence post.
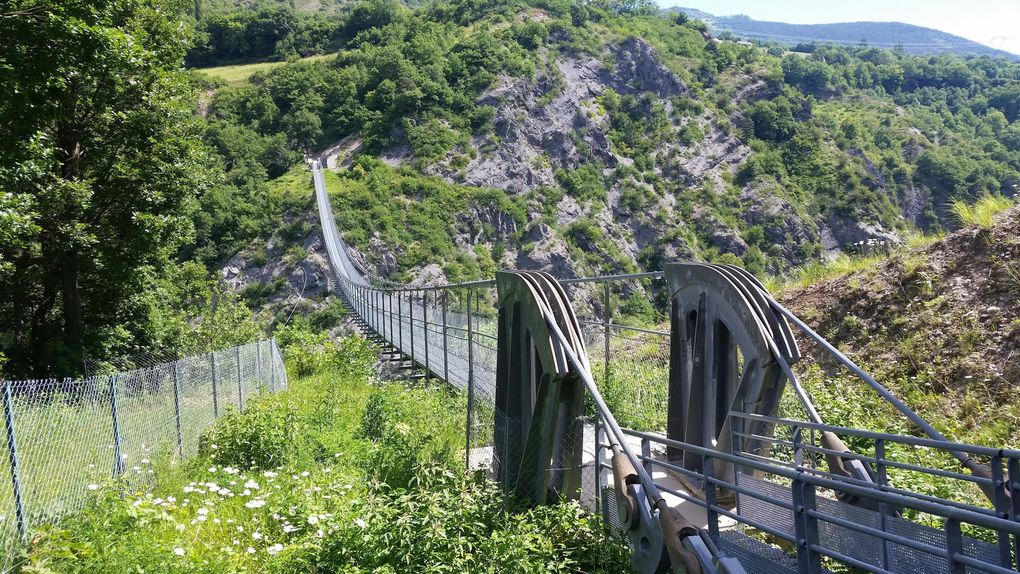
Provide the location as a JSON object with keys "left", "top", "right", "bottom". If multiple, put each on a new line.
{"left": 594, "top": 415, "right": 602, "bottom": 518}
{"left": 256, "top": 341, "right": 264, "bottom": 392}
{"left": 442, "top": 291, "right": 449, "bottom": 384}
{"left": 269, "top": 338, "right": 278, "bottom": 392}
{"left": 388, "top": 291, "right": 394, "bottom": 348}
{"left": 109, "top": 374, "right": 124, "bottom": 476}
{"left": 171, "top": 362, "right": 183, "bottom": 459}
{"left": 210, "top": 352, "right": 219, "bottom": 418}
{"left": 603, "top": 282, "right": 611, "bottom": 390}
{"left": 235, "top": 345, "right": 243, "bottom": 410}
{"left": 398, "top": 290, "right": 404, "bottom": 355}
{"left": 465, "top": 288, "right": 475, "bottom": 470}
{"left": 2, "top": 382, "right": 27, "bottom": 542}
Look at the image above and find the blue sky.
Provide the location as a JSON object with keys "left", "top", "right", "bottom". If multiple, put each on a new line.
{"left": 664, "top": 0, "right": 1020, "bottom": 56}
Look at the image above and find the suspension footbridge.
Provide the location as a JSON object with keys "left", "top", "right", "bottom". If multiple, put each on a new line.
{"left": 313, "top": 161, "right": 1020, "bottom": 574}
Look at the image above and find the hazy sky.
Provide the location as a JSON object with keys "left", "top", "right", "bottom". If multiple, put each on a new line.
{"left": 666, "top": 0, "right": 1020, "bottom": 56}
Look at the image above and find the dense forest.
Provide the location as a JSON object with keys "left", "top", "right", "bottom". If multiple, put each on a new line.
{"left": 1, "top": 0, "right": 1019, "bottom": 378}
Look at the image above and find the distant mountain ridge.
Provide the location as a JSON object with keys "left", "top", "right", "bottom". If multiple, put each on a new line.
{"left": 671, "top": 7, "right": 1019, "bottom": 60}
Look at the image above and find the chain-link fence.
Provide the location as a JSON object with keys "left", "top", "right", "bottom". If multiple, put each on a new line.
{"left": 0, "top": 338, "right": 286, "bottom": 569}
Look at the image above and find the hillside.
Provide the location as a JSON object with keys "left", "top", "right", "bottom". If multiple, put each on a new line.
{"left": 783, "top": 201, "right": 1020, "bottom": 446}
{"left": 4, "top": 0, "right": 1020, "bottom": 377}
{"left": 209, "top": 1, "right": 1019, "bottom": 294}
{"left": 671, "top": 7, "right": 1020, "bottom": 60}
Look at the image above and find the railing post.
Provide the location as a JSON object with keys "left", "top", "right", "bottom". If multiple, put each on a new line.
{"left": 209, "top": 352, "right": 219, "bottom": 418}
{"left": 388, "top": 291, "right": 394, "bottom": 346}
{"left": 171, "top": 362, "right": 183, "bottom": 459}
{"left": 594, "top": 418, "right": 602, "bottom": 519}
{"left": 991, "top": 456, "right": 1012, "bottom": 567}
{"left": 792, "top": 478, "right": 821, "bottom": 574}
{"left": 1008, "top": 457, "right": 1019, "bottom": 571}
{"left": 442, "top": 290, "right": 449, "bottom": 384}
{"left": 945, "top": 518, "right": 966, "bottom": 574}
{"left": 235, "top": 345, "right": 243, "bottom": 410}
{"left": 3, "top": 382, "right": 27, "bottom": 542}
{"left": 398, "top": 290, "right": 404, "bottom": 354}
{"left": 465, "top": 288, "right": 475, "bottom": 470}
{"left": 703, "top": 454, "right": 719, "bottom": 541}
{"left": 874, "top": 438, "right": 891, "bottom": 571}
{"left": 109, "top": 374, "right": 124, "bottom": 476}
{"left": 423, "top": 290, "right": 430, "bottom": 381}
{"left": 641, "top": 436, "right": 651, "bottom": 477}
{"left": 409, "top": 291, "right": 416, "bottom": 364}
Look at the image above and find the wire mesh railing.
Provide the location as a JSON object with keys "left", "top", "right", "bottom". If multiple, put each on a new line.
{"left": 0, "top": 338, "right": 286, "bottom": 570}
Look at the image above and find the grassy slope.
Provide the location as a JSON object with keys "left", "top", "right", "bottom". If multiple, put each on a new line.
{"left": 195, "top": 53, "right": 336, "bottom": 86}
{"left": 779, "top": 201, "right": 1020, "bottom": 449}
{"left": 19, "top": 338, "right": 628, "bottom": 573}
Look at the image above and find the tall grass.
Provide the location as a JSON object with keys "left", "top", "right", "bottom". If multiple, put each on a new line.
{"left": 950, "top": 194, "right": 1014, "bottom": 229}
{"left": 765, "top": 232, "right": 942, "bottom": 293}
{"left": 20, "top": 336, "right": 629, "bottom": 573}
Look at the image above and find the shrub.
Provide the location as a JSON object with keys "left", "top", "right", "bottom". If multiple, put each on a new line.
{"left": 199, "top": 396, "right": 298, "bottom": 469}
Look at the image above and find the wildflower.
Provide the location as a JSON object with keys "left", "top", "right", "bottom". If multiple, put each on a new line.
{"left": 237, "top": 525, "right": 244, "bottom": 532}
{"left": 263, "top": 471, "right": 277, "bottom": 478}
{"left": 208, "top": 466, "right": 217, "bottom": 473}
{"left": 245, "top": 499, "right": 266, "bottom": 509}
{"left": 197, "top": 507, "right": 209, "bottom": 516}
{"left": 174, "top": 547, "right": 185, "bottom": 556}
{"left": 176, "top": 524, "right": 185, "bottom": 532}
{"left": 141, "top": 458, "right": 150, "bottom": 465}
{"left": 267, "top": 543, "right": 284, "bottom": 555}
{"left": 300, "top": 471, "right": 310, "bottom": 477}
{"left": 354, "top": 518, "right": 367, "bottom": 529}
{"left": 211, "top": 444, "right": 218, "bottom": 450}
{"left": 307, "top": 515, "right": 319, "bottom": 526}
{"left": 283, "top": 524, "right": 297, "bottom": 533}
{"left": 243, "top": 489, "right": 251, "bottom": 496}
{"left": 246, "top": 547, "right": 255, "bottom": 554}
{"left": 252, "top": 531, "right": 263, "bottom": 541}
{"left": 167, "top": 496, "right": 176, "bottom": 503}
{"left": 87, "top": 483, "right": 99, "bottom": 491}
{"left": 244, "top": 479, "right": 259, "bottom": 490}
{"left": 316, "top": 529, "right": 324, "bottom": 538}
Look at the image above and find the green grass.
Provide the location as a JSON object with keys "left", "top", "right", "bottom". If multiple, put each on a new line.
{"left": 18, "top": 336, "right": 628, "bottom": 573}
{"left": 764, "top": 232, "right": 942, "bottom": 293}
{"left": 195, "top": 53, "right": 336, "bottom": 87}
{"left": 950, "top": 194, "right": 1015, "bottom": 229}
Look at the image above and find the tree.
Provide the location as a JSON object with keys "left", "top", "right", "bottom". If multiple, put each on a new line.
{"left": 0, "top": 0, "right": 212, "bottom": 376}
